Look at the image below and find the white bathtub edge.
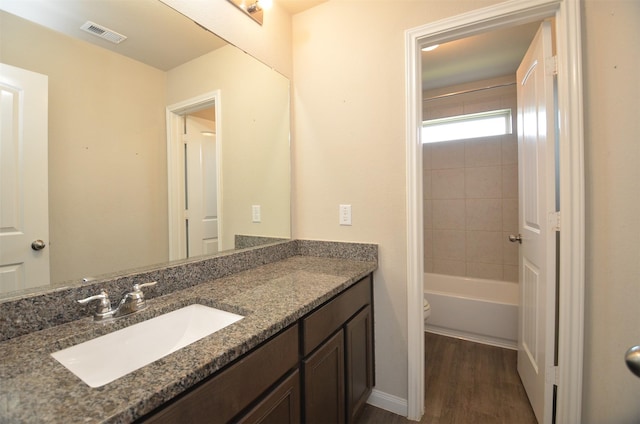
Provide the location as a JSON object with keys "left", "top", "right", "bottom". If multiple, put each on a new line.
{"left": 424, "top": 284, "right": 518, "bottom": 349}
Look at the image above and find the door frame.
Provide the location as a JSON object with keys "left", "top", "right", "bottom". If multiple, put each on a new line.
{"left": 405, "top": 0, "right": 585, "bottom": 421}
{"left": 166, "top": 90, "right": 222, "bottom": 260}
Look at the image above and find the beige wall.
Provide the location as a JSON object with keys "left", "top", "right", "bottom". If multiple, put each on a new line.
{"left": 423, "top": 79, "right": 518, "bottom": 282}
{"left": 292, "top": 0, "right": 640, "bottom": 420}
{"left": 1, "top": 11, "right": 169, "bottom": 283}
{"left": 166, "top": 45, "right": 291, "bottom": 250}
{"left": 292, "top": 0, "right": 502, "bottom": 403}
{"left": 582, "top": 0, "right": 640, "bottom": 421}
{"left": 7, "top": 0, "right": 633, "bottom": 418}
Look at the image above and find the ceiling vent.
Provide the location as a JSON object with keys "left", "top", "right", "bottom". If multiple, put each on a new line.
{"left": 80, "top": 21, "right": 127, "bottom": 44}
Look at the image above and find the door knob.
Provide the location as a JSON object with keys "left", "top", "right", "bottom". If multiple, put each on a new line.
{"left": 508, "top": 234, "right": 522, "bottom": 244}
{"left": 31, "top": 240, "right": 46, "bottom": 251}
{"left": 625, "top": 345, "right": 640, "bottom": 378}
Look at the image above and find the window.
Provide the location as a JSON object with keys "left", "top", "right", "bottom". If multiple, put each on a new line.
{"left": 422, "top": 108, "right": 512, "bottom": 143}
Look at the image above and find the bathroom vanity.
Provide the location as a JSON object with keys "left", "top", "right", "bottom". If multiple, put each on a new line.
{"left": 0, "top": 240, "right": 377, "bottom": 423}
{"left": 142, "top": 275, "right": 373, "bottom": 424}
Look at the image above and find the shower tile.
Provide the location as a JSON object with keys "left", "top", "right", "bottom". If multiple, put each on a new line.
{"left": 432, "top": 140, "right": 465, "bottom": 169}
{"left": 432, "top": 169, "right": 465, "bottom": 199}
{"left": 433, "top": 199, "right": 466, "bottom": 230}
{"left": 503, "top": 232, "right": 519, "bottom": 265}
{"left": 425, "top": 103, "right": 463, "bottom": 120}
{"left": 433, "top": 259, "right": 466, "bottom": 277}
{"left": 466, "top": 198, "right": 502, "bottom": 231}
{"left": 465, "top": 166, "right": 502, "bottom": 199}
{"left": 502, "top": 164, "right": 518, "bottom": 198}
{"left": 465, "top": 137, "right": 502, "bottom": 167}
{"left": 503, "top": 265, "right": 519, "bottom": 282}
{"left": 423, "top": 171, "right": 433, "bottom": 200}
{"left": 466, "top": 262, "right": 503, "bottom": 280}
{"left": 463, "top": 96, "right": 501, "bottom": 114}
{"left": 424, "top": 257, "right": 434, "bottom": 273}
{"left": 466, "top": 231, "right": 502, "bottom": 263}
{"left": 432, "top": 229, "right": 465, "bottom": 260}
{"left": 502, "top": 198, "right": 518, "bottom": 232}
{"left": 423, "top": 144, "right": 433, "bottom": 171}
{"left": 424, "top": 229, "right": 433, "bottom": 259}
{"left": 502, "top": 136, "right": 518, "bottom": 165}
{"left": 424, "top": 199, "right": 433, "bottom": 229}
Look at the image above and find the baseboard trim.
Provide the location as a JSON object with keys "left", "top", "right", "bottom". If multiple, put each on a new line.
{"left": 367, "top": 389, "right": 408, "bottom": 417}
{"left": 425, "top": 327, "right": 517, "bottom": 350}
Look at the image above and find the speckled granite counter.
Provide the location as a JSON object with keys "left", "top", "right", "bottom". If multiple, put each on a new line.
{"left": 0, "top": 246, "right": 377, "bottom": 423}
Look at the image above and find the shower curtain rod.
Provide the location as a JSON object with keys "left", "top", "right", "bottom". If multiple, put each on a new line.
{"left": 422, "top": 82, "right": 516, "bottom": 102}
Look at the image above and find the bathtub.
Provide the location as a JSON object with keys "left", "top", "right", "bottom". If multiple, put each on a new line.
{"left": 423, "top": 273, "right": 518, "bottom": 349}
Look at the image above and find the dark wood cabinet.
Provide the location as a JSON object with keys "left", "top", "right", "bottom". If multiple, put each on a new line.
{"left": 140, "top": 274, "right": 373, "bottom": 424}
{"left": 237, "top": 370, "right": 301, "bottom": 424}
{"left": 302, "top": 275, "right": 374, "bottom": 423}
{"left": 141, "top": 324, "right": 299, "bottom": 424}
{"left": 303, "top": 330, "right": 345, "bottom": 424}
{"left": 345, "top": 305, "right": 373, "bottom": 422}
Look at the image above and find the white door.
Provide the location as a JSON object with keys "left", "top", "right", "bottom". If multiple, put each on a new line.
{"left": 0, "top": 63, "right": 50, "bottom": 294}
{"left": 185, "top": 115, "right": 220, "bottom": 257}
{"left": 516, "top": 21, "right": 557, "bottom": 424}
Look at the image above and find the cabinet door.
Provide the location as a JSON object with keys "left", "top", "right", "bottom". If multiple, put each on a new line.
{"left": 303, "top": 330, "right": 345, "bottom": 424}
{"left": 141, "top": 325, "right": 298, "bottom": 424}
{"left": 345, "top": 305, "right": 373, "bottom": 423}
{"left": 237, "top": 370, "right": 301, "bottom": 424}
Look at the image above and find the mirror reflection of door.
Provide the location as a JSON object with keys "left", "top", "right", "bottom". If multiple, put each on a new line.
{"left": 0, "top": 63, "right": 50, "bottom": 293}
{"left": 184, "top": 110, "right": 221, "bottom": 258}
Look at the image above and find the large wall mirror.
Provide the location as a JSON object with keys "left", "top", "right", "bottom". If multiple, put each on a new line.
{"left": 0, "top": 0, "right": 291, "bottom": 299}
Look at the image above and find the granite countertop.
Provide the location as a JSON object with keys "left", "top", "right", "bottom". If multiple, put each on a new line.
{"left": 0, "top": 255, "right": 376, "bottom": 423}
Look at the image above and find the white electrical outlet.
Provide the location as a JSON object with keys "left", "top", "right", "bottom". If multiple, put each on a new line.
{"left": 252, "top": 205, "right": 261, "bottom": 223}
{"left": 339, "top": 204, "right": 352, "bottom": 226}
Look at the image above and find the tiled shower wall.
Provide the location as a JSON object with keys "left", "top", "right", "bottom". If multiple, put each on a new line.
{"left": 423, "top": 78, "right": 518, "bottom": 282}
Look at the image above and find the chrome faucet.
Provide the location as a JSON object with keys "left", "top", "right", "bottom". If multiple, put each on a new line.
{"left": 78, "top": 281, "right": 157, "bottom": 321}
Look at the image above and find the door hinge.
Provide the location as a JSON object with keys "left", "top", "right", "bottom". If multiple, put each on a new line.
{"left": 183, "top": 210, "right": 190, "bottom": 220}
{"left": 546, "top": 55, "right": 558, "bottom": 76}
{"left": 546, "top": 365, "right": 559, "bottom": 385}
{"left": 549, "top": 211, "right": 560, "bottom": 231}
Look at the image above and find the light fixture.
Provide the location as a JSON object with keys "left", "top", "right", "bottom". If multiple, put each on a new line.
{"left": 421, "top": 44, "right": 440, "bottom": 52}
{"left": 227, "top": 0, "right": 271, "bottom": 25}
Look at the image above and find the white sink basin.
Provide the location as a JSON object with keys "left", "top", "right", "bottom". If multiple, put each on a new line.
{"left": 51, "top": 304, "right": 244, "bottom": 388}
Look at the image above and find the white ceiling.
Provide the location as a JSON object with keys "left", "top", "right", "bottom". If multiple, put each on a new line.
{"left": 0, "top": 0, "right": 326, "bottom": 71}
{"left": 1, "top": 0, "right": 540, "bottom": 90}
{"left": 0, "top": 0, "right": 228, "bottom": 71}
{"left": 421, "top": 21, "right": 542, "bottom": 91}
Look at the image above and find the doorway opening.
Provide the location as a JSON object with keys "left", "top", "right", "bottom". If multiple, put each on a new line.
{"left": 421, "top": 18, "right": 560, "bottom": 423}
{"left": 405, "top": 0, "right": 585, "bottom": 422}
{"left": 166, "top": 91, "right": 222, "bottom": 261}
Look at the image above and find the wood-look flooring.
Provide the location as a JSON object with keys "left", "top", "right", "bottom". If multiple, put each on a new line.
{"left": 357, "top": 332, "right": 537, "bottom": 424}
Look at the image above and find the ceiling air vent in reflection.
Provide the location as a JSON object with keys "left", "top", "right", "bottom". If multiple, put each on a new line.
{"left": 80, "top": 21, "right": 127, "bottom": 44}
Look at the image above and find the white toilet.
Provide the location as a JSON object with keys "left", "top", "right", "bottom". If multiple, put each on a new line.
{"left": 423, "top": 295, "right": 431, "bottom": 329}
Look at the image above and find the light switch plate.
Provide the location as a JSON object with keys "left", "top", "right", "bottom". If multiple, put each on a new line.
{"left": 339, "top": 204, "right": 352, "bottom": 226}
{"left": 252, "top": 205, "right": 261, "bottom": 223}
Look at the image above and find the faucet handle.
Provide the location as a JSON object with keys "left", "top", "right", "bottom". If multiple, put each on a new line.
{"left": 78, "top": 290, "right": 112, "bottom": 316}
{"left": 120, "top": 281, "right": 158, "bottom": 314}
{"left": 133, "top": 281, "right": 157, "bottom": 291}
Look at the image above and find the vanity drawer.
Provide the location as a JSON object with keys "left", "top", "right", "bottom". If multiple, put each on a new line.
{"left": 143, "top": 324, "right": 299, "bottom": 424}
{"left": 302, "top": 275, "right": 372, "bottom": 356}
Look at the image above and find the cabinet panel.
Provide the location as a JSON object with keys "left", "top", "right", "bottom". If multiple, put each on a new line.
{"left": 303, "top": 330, "right": 345, "bottom": 424}
{"left": 142, "top": 324, "right": 298, "bottom": 424}
{"left": 345, "top": 305, "right": 373, "bottom": 423}
{"left": 237, "top": 370, "right": 301, "bottom": 424}
{"left": 303, "top": 275, "right": 372, "bottom": 355}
